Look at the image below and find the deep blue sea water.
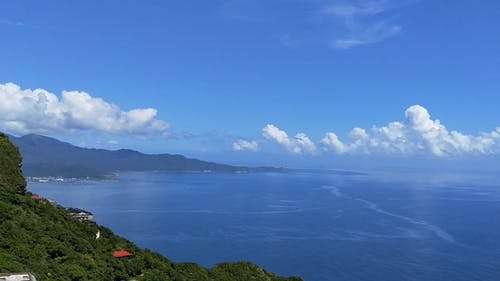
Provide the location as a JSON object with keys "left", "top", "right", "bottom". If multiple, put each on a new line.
{"left": 29, "top": 171, "right": 500, "bottom": 281}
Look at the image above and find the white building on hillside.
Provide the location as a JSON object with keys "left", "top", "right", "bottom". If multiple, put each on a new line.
{"left": 0, "top": 273, "right": 37, "bottom": 281}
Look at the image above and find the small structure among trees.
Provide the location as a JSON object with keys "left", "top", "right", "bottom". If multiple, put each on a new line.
{"left": 66, "top": 208, "right": 94, "bottom": 223}
{"left": 113, "top": 250, "right": 133, "bottom": 259}
{"left": 0, "top": 272, "right": 37, "bottom": 281}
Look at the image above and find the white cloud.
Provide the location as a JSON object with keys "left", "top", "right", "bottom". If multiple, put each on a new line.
{"left": 294, "top": 133, "right": 317, "bottom": 154}
{"left": 334, "top": 39, "right": 367, "bottom": 49}
{"left": 333, "top": 23, "right": 401, "bottom": 49}
{"left": 0, "top": 20, "right": 29, "bottom": 27}
{"left": 233, "top": 139, "right": 259, "bottom": 151}
{"left": 322, "top": 132, "right": 349, "bottom": 154}
{"left": 0, "top": 82, "right": 169, "bottom": 136}
{"left": 262, "top": 124, "right": 316, "bottom": 154}
{"left": 322, "top": 105, "right": 500, "bottom": 156}
{"left": 324, "top": 1, "right": 388, "bottom": 18}
{"left": 323, "top": 0, "right": 405, "bottom": 49}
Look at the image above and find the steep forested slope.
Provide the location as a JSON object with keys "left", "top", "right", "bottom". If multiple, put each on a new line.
{"left": 0, "top": 133, "right": 302, "bottom": 281}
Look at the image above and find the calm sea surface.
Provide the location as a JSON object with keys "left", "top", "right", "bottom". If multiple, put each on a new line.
{"left": 29, "top": 171, "right": 500, "bottom": 281}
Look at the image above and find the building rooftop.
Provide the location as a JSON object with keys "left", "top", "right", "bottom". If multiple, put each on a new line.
{"left": 0, "top": 272, "right": 37, "bottom": 281}
{"left": 113, "top": 250, "right": 133, "bottom": 258}
{"left": 66, "top": 207, "right": 93, "bottom": 215}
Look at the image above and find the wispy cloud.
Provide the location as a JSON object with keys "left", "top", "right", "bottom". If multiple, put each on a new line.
{"left": 324, "top": 0, "right": 390, "bottom": 18}
{"left": 233, "top": 139, "right": 259, "bottom": 151}
{"left": 323, "top": 0, "right": 406, "bottom": 49}
{"left": 219, "top": 0, "right": 413, "bottom": 49}
{"left": 333, "top": 22, "right": 401, "bottom": 49}
{"left": 0, "top": 20, "right": 36, "bottom": 28}
{"left": 0, "top": 20, "right": 26, "bottom": 27}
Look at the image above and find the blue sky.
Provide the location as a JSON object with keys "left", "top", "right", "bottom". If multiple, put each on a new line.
{"left": 1, "top": 0, "right": 499, "bottom": 169}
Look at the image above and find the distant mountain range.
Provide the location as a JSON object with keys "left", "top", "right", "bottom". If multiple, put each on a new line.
{"left": 8, "top": 134, "right": 284, "bottom": 178}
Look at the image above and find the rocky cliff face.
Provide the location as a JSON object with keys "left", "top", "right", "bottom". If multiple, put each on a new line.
{"left": 0, "top": 133, "right": 26, "bottom": 194}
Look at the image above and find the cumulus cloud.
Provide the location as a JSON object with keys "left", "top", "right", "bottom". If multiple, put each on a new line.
{"left": 262, "top": 124, "right": 316, "bottom": 154}
{"left": 322, "top": 105, "right": 500, "bottom": 156}
{"left": 322, "top": 132, "right": 349, "bottom": 154}
{"left": 294, "top": 133, "right": 317, "bottom": 154}
{"left": 0, "top": 82, "right": 169, "bottom": 136}
{"left": 233, "top": 139, "right": 259, "bottom": 152}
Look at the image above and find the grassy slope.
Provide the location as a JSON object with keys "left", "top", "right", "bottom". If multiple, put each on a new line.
{"left": 0, "top": 133, "right": 302, "bottom": 281}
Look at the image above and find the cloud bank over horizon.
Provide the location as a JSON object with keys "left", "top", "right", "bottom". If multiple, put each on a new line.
{"left": 2, "top": 81, "right": 498, "bottom": 158}
{"left": 242, "top": 105, "right": 500, "bottom": 157}
{"left": 322, "top": 105, "right": 500, "bottom": 156}
{"left": 0, "top": 82, "right": 169, "bottom": 137}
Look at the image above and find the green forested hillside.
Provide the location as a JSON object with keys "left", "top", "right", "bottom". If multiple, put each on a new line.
{"left": 8, "top": 134, "right": 284, "bottom": 178}
{"left": 0, "top": 133, "right": 302, "bottom": 281}
{"left": 0, "top": 134, "right": 26, "bottom": 194}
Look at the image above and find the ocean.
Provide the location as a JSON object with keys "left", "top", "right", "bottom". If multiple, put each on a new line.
{"left": 29, "top": 171, "right": 500, "bottom": 281}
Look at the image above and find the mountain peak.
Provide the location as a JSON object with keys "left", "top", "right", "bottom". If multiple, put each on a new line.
{"left": 19, "top": 133, "right": 69, "bottom": 146}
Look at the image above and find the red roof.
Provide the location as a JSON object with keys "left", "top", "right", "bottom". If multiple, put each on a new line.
{"left": 32, "top": 195, "right": 43, "bottom": 201}
{"left": 113, "top": 250, "right": 133, "bottom": 258}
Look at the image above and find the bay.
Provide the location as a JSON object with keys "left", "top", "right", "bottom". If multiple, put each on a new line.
{"left": 29, "top": 171, "right": 500, "bottom": 281}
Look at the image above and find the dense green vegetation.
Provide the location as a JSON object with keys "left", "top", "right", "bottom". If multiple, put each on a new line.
{"left": 0, "top": 133, "right": 302, "bottom": 281}
{"left": 0, "top": 134, "right": 26, "bottom": 193}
